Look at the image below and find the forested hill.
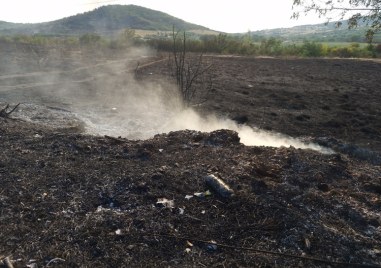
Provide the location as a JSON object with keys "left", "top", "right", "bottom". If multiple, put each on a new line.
{"left": 250, "top": 20, "right": 380, "bottom": 42}
{"left": 0, "top": 5, "right": 209, "bottom": 36}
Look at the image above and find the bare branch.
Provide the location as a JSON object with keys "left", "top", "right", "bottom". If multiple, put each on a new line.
{"left": 329, "top": 7, "right": 380, "bottom": 10}
{"left": 292, "top": 0, "right": 381, "bottom": 41}
{"left": 0, "top": 103, "right": 21, "bottom": 118}
{"left": 169, "top": 27, "right": 213, "bottom": 106}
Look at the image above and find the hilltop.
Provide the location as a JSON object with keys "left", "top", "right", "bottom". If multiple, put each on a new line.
{"left": 1, "top": 5, "right": 380, "bottom": 43}
{"left": 0, "top": 5, "right": 208, "bottom": 36}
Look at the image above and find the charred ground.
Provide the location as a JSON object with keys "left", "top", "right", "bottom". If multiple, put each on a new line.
{"left": 1, "top": 51, "right": 381, "bottom": 267}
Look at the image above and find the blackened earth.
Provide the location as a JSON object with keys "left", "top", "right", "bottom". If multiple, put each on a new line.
{"left": 1, "top": 48, "right": 381, "bottom": 267}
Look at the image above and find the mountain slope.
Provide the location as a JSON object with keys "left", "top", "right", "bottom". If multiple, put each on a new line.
{"left": 0, "top": 5, "right": 208, "bottom": 36}
{"left": 251, "top": 21, "right": 380, "bottom": 42}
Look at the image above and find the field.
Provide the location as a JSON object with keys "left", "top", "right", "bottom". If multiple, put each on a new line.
{"left": 1, "top": 46, "right": 381, "bottom": 267}
{"left": 142, "top": 55, "right": 381, "bottom": 152}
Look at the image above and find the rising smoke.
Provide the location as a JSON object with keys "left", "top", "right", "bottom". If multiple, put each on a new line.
{"left": 70, "top": 50, "right": 331, "bottom": 153}
{"left": 0, "top": 43, "right": 331, "bottom": 154}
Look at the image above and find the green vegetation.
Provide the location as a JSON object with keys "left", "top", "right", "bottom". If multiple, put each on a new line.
{"left": 1, "top": 4, "right": 380, "bottom": 59}
{"left": 1, "top": 30, "right": 379, "bottom": 59}
{"left": 0, "top": 28, "right": 142, "bottom": 54}
{"left": 248, "top": 20, "right": 381, "bottom": 43}
{"left": 149, "top": 32, "right": 380, "bottom": 58}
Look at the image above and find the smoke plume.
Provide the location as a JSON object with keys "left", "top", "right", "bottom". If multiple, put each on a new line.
{"left": 0, "top": 44, "right": 331, "bottom": 154}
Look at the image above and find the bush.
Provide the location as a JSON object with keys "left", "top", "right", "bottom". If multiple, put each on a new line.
{"left": 301, "top": 41, "right": 324, "bottom": 57}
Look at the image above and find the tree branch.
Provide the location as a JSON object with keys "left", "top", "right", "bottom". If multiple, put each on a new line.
{"left": 0, "top": 103, "right": 21, "bottom": 118}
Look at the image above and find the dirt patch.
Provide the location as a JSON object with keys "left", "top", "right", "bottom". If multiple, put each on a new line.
{"left": 1, "top": 50, "right": 381, "bottom": 267}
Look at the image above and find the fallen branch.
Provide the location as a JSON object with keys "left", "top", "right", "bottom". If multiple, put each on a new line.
{"left": 145, "top": 233, "right": 381, "bottom": 268}
{"left": 3, "top": 257, "right": 14, "bottom": 268}
{"left": 0, "top": 103, "right": 21, "bottom": 118}
{"left": 205, "top": 174, "right": 234, "bottom": 198}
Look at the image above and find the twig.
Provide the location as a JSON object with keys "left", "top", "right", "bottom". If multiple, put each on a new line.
{"left": 0, "top": 104, "right": 10, "bottom": 116}
{"left": 46, "top": 258, "right": 65, "bottom": 267}
{"left": 321, "top": 7, "right": 378, "bottom": 11}
{"left": 134, "top": 61, "right": 140, "bottom": 78}
{"left": 145, "top": 233, "right": 381, "bottom": 268}
{"left": 4, "top": 257, "right": 14, "bottom": 268}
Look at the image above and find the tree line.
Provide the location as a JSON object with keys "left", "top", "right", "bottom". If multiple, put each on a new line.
{"left": 149, "top": 33, "right": 381, "bottom": 58}
{"left": 1, "top": 30, "right": 380, "bottom": 58}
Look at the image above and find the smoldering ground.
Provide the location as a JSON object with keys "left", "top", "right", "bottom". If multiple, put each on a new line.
{"left": 0, "top": 44, "right": 331, "bottom": 153}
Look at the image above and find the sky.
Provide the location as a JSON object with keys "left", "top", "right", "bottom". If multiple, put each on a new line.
{"left": 0, "top": 0, "right": 331, "bottom": 33}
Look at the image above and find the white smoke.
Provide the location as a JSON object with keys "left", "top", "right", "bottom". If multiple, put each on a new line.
{"left": 72, "top": 80, "right": 332, "bottom": 154}
{"left": 1, "top": 44, "right": 332, "bottom": 154}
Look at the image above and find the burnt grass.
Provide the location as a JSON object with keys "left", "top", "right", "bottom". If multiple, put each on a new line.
{"left": 1, "top": 53, "right": 381, "bottom": 267}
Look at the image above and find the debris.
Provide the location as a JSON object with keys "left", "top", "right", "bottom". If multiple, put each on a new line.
{"left": 193, "top": 190, "right": 212, "bottom": 198}
{"left": 193, "top": 192, "right": 203, "bottom": 198}
{"left": 204, "top": 190, "right": 212, "bottom": 196}
{"left": 26, "top": 260, "right": 38, "bottom": 268}
{"left": 185, "top": 195, "right": 193, "bottom": 200}
{"left": 156, "top": 198, "right": 175, "bottom": 209}
{"left": 206, "top": 241, "right": 218, "bottom": 252}
{"left": 3, "top": 257, "right": 14, "bottom": 268}
{"left": 158, "top": 166, "right": 168, "bottom": 173}
{"left": 115, "top": 229, "right": 122, "bottom": 235}
{"left": 205, "top": 174, "right": 234, "bottom": 198}
{"left": 46, "top": 258, "right": 65, "bottom": 267}
{"left": 304, "top": 237, "right": 311, "bottom": 251}
{"left": 205, "top": 129, "right": 241, "bottom": 146}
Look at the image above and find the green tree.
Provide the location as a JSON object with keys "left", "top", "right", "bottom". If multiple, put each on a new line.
{"left": 292, "top": 0, "right": 381, "bottom": 42}
{"left": 301, "top": 41, "right": 324, "bottom": 57}
{"left": 260, "top": 38, "right": 282, "bottom": 55}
